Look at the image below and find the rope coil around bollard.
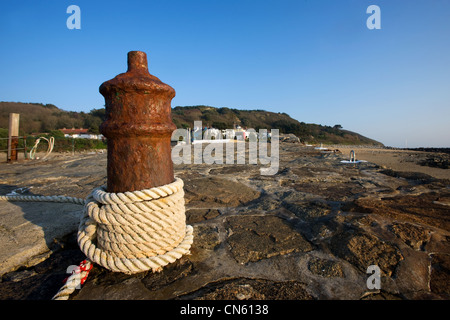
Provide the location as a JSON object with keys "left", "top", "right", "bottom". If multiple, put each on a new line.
{"left": 78, "top": 177, "right": 193, "bottom": 274}
{"left": 0, "top": 177, "right": 193, "bottom": 300}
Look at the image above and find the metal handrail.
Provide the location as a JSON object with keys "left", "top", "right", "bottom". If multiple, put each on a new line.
{"left": 0, "top": 136, "right": 26, "bottom": 140}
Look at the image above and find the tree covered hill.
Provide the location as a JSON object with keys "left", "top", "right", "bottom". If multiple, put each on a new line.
{"left": 0, "top": 102, "right": 383, "bottom": 146}
{"left": 0, "top": 102, "right": 105, "bottom": 135}
{"left": 172, "top": 105, "right": 383, "bottom": 146}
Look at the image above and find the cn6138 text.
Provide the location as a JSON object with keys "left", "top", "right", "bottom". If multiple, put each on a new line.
{"left": 180, "top": 304, "right": 269, "bottom": 317}
{"left": 224, "top": 304, "right": 269, "bottom": 315}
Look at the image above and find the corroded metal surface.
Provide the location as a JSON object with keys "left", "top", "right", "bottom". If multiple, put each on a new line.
{"left": 99, "top": 51, "right": 176, "bottom": 193}
{"left": 7, "top": 137, "right": 18, "bottom": 162}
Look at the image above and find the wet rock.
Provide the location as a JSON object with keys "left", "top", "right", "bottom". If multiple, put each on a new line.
{"left": 283, "top": 199, "right": 332, "bottom": 220}
{"left": 1, "top": 143, "right": 449, "bottom": 300}
{"left": 208, "top": 165, "right": 257, "bottom": 176}
{"left": 307, "top": 258, "right": 344, "bottom": 278}
{"left": 247, "top": 194, "right": 281, "bottom": 212}
{"left": 0, "top": 233, "right": 85, "bottom": 300}
{"left": 289, "top": 167, "right": 316, "bottom": 178}
{"left": 225, "top": 215, "right": 313, "bottom": 264}
{"left": 74, "top": 273, "right": 152, "bottom": 300}
{"left": 183, "top": 278, "right": 314, "bottom": 300}
{"left": 346, "top": 192, "right": 450, "bottom": 230}
{"left": 279, "top": 133, "right": 301, "bottom": 143}
{"left": 329, "top": 230, "right": 403, "bottom": 276}
{"left": 424, "top": 234, "right": 450, "bottom": 255}
{"left": 193, "top": 225, "right": 221, "bottom": 250}
{"left": 430, "top": 254, "right": 450, "bottom": 296}
{"left": 184, "top": 176, "right": 260, "bottom": 207}
{"left": 360, "top": 291, "right": 403, "bottom": 300}
{"left": 308, "top": 223, "right": 336, "bottom": 241}
{"left": 74, "top": 257, "right": 195, "bottom": 300}
{"left": 379, "top": 169, "right": 436, "bottom": 184}
{"left": 186, "top": 209, "right": 221, "bottom": 224}
{"left": 419, "top": 156, "right": 450, "bottom": 170}
{"left": 290, "top": 181, "right": 367, "bottom": 201}
{"left": 276, "top": 190, "right": 313, "bottom": 203}
{"left": 389, "top": 222, "right": 431, "bottom": 251}
{"left": 142, "top": 258, "right": 194, "bottom": 291}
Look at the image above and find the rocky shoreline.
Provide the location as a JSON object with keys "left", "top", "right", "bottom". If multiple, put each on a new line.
{"left": 0, "top": 143, "right": 449, "bottom": 300}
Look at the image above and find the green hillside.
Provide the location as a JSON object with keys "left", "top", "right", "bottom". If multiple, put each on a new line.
{"left": 0, "top": 101, "right": 104, "bottom": 135}
{"left": 0, "top": 102, "right": 383, "bottom": 146}
{"left": 172, "top": 105, "right": 383, "bottom": 146}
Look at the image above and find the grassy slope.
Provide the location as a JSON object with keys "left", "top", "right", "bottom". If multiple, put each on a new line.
{"left": 0, "top": 102, "right": 383, "bottom": 146}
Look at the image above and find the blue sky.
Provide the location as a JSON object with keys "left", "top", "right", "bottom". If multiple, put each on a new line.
{"left": 1, "top": 0, "right": 449, "bottom": 147}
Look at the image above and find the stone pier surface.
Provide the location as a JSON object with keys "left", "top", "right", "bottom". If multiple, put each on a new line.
{"left": 0, "top": 144, "right": 449, "bottom": 300}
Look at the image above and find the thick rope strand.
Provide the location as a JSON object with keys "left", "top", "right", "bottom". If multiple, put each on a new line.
{"left": 52, "top": 260, "right": 92, "bottom": 300}
{"left": 0, "top": 194, "right": 85, "bottom": 205}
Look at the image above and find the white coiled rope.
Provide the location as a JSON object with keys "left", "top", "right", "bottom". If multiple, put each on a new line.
{"left": 77, "top": 177, "right": 193, "bottom": 274}
{"left": 29, "top": 136, "right": 55, "bottom": 160}
{"left": 0, "top": 177, "right": 193, "bottom": 299}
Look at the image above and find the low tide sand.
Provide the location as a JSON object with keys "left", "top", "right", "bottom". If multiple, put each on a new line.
{"left": 338, "top": 147, "right": 450, "bottom": 180}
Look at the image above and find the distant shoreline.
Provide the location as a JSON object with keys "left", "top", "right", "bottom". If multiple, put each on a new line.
{"left": 402, "top": 147, "right": 450, "bottom": 154}
{"left": 328, "top": 144, "right": 450, "bottom": 154}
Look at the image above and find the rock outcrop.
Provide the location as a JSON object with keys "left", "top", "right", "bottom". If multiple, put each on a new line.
{"left": 0, "top": 143, "right": 449, "bottom": 300}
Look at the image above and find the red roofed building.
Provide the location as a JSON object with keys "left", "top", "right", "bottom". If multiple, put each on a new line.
{"left": 60, "top": 128, "right": 89, "bottom": 135}
{"left": 59, "top": 128, "right": 103, "bottom": 140}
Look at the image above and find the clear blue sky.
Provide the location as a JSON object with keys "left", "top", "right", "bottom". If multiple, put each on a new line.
{"left": 1, "top": 0, "right": 449, "bottom": 147}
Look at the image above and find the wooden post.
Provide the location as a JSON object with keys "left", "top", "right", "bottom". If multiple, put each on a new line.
{"left": 23, "top": 135, "right": 28, "bottom": 160}
{"left": 7, "top": 113, "right": 20, "bottom": 162}
{"left": 99, "top": 51, "right": 177, "bottom": 193}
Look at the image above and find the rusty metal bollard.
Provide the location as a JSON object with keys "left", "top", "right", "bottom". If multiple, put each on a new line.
{"left": 7, "top": 113, "right": 20, "bottom": 162}
{"left": 99, "top": 51, "right": 177, "bottom": 193}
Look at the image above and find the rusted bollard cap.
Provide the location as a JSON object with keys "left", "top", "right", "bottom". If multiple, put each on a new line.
{"left": 99, "top": 51, "right": 176, "bottom": 138}
{"left": 99, "top": 51, "right": 177, "bottom": 193}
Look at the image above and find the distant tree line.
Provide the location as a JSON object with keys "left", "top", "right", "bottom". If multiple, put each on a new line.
{"left": 0, "top": 102, "right": 105, "bottom": 135}
{"left": 0, "top": 102, "right": 383, "bottom": 146}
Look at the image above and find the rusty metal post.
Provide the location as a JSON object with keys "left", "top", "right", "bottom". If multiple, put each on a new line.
{"left": 7, "top": 113, "right": 20, "bottom": 162}
{"left": 99, "top": 51, "right": 177, "bottom": 193}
